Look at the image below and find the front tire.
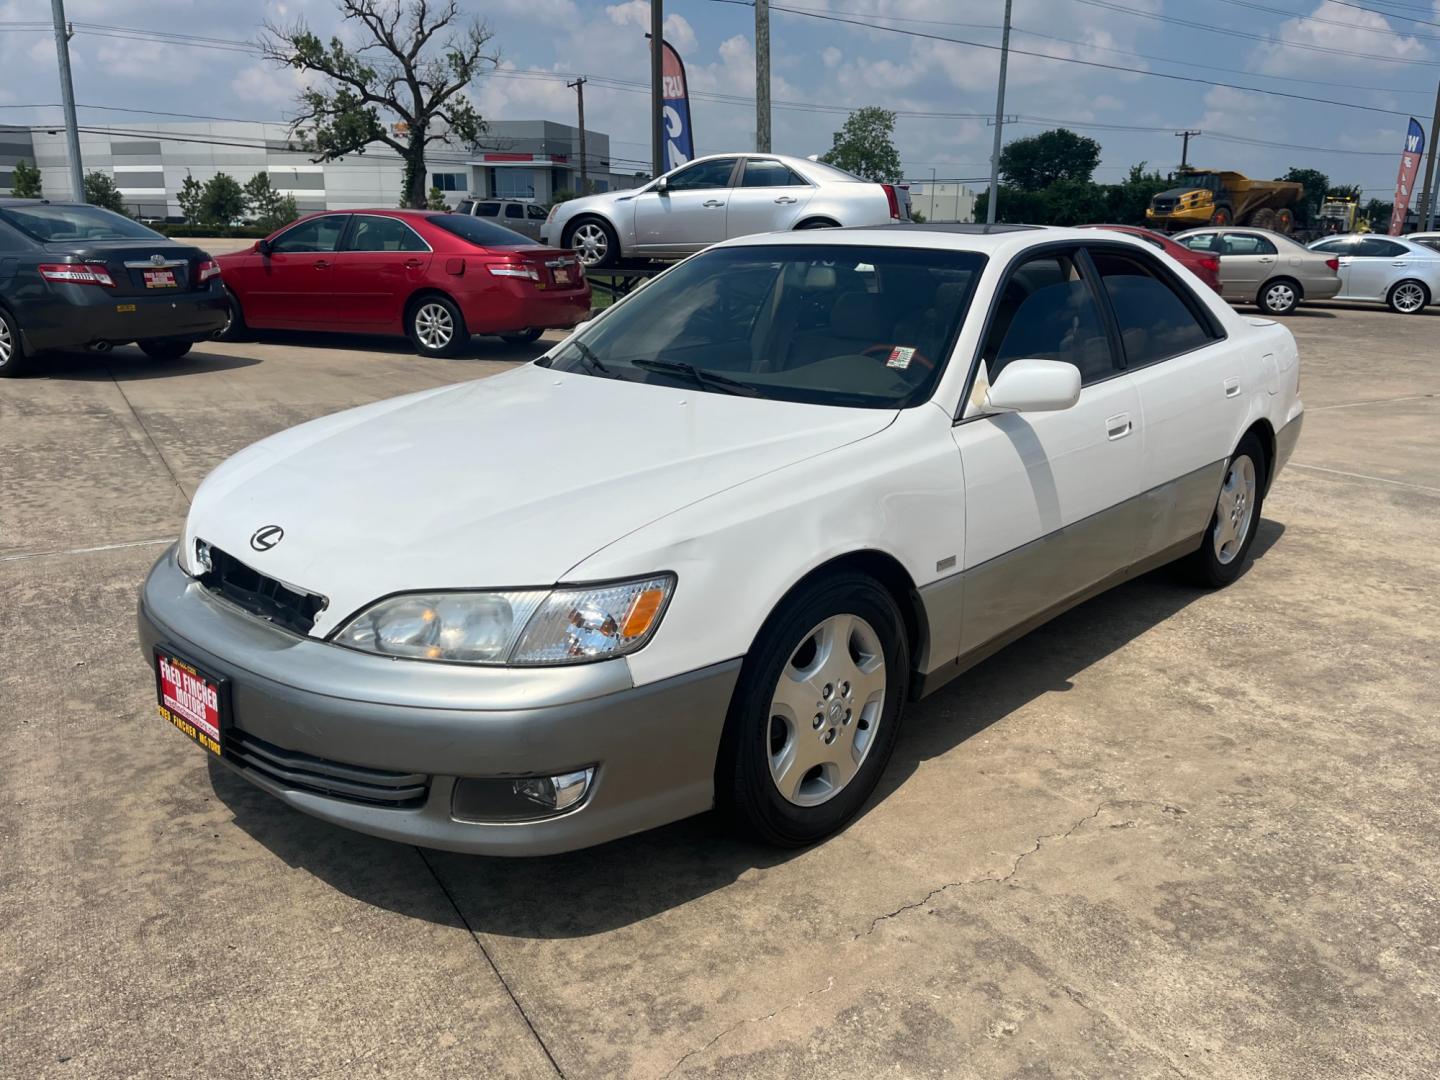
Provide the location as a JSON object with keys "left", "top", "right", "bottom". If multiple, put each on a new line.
{"left": 215, "top": 287, "right": 248, "bottom": 341}
{"left": 0, "top": 306, "right": 29, "bottom": 378}
{"left": 1258, "top": 277, "right": 1300, "bottom": 316}
{"left": 564, "top": 216, "right": 620, "bottom": 269}
{"left": 1183, "top": 433, "right": 1267, "bottom": 588}
{"left": 138, "top": 339, "right": 193, "bottom": 361}
{"left": 718, "top": 572, "right": 909, "bottom": 847}
{"left": 1387, "top": 279, "right": 1429, "bottom": 314}
{"left": 407, "top": 295, "right": 468, "bottom": 357}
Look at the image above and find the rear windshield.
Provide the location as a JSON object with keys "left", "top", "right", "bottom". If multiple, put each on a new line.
{"left": 1, "top": 204, "right": 163, "bottom": 242}
{"left": 799, "top": 159, "right": 865, "bottom": 183}
{"left": 543, "top": 244, "right": 987, "bottom": 409}
{"left": 427, "top": 213, "right": 533, "bottom": 248}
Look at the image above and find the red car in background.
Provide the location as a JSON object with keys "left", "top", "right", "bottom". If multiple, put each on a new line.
{"left": 1079, "top": 223, "right": 1223, "bottom": 294}
{"left": 215, "top": 210, "right": 590, "bottom": 356}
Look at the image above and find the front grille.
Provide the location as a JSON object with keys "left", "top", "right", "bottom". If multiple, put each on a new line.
{"left": 1153, "top": 198, "right": 1176, "bottom": 213}
{"left": 228, "top": 730, "right": 430, "bottom": 808}
{"left": 199, "top": 545, "right": 326, "bottom": 636}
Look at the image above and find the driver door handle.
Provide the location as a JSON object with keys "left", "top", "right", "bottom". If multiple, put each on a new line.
{"left": 313, "top": 259, "right": 331, "bottom": 269}
{"left": 703, "top": 199, "right": 725, "bottom": 208}
{"left": 404, "top": 258, "right": 424, "bottom": 268}
{"left": 1106, "top": 413, "right": 1132, "bottom": 441}
{"left": 774, "top": 196, "right": 798, "bottom": 204}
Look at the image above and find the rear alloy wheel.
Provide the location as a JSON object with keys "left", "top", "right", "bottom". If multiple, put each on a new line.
{"left": 565, "top": 217, "right": 619, "bottom": 269}
{"left": 501, "top": 327, "right": 544, "bottom": 345}
{"left": 407, "top": 295, "right": 468, "bottom": 357}
{"left": 719, "top": 572, "right": 909, "bottom": 847}
{"left": 1387, "top": 279, "right": 1429, "bottom": 315}
{"left": 0, "top": 307, "right": 28, "bottom": 378}
{"left": 1183, "top": 433, "right": 1266, "bottom": 588}
{"left": 138, "top": 339, "right": 193, "bottom": 361}
{"left": 214, "top": 288, "right": 248, "bottom": 341}
{"left": 1258, "top": 278, "right": 1300, "bottom": 316}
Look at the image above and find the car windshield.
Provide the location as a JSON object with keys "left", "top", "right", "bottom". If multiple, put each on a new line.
{"left": 428, "top": 213, "right": 533, "bottom": 248}
{"left": 1, "top": 204, "right": 164, "bottom": 242}
{"left": 542, "top": 244, "right": 986, "bottom": 409}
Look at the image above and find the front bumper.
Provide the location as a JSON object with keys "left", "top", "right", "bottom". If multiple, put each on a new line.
{"left": 19, "top": 285, "right": 229, "bottom": 353}
{"left": 137, "top": 550, "right": 740, "bottom": 855}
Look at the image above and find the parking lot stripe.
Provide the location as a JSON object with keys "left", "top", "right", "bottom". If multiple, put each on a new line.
{"left": 0, "top": 537, "right": 177, "bottom": 563}
{"left": 1309, "top": 393, "right": 1437, "bottom": 412}
{"left": 1290, "top": 463, "right": 1440, "bottom": 495}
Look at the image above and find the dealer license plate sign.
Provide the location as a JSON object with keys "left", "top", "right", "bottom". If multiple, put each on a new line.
{"left": 144, "top": 269, "right": 177, "bottom": 289}
{"left": 154, "top": 649, "right": 225, "bottom": 756}
{"left": 554, "top": 267, "right": 572, "bottom": 285}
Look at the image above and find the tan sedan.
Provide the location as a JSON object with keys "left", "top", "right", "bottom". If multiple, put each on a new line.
{"left": 1174, "top": 227, "right": 1341, "bottom": 316}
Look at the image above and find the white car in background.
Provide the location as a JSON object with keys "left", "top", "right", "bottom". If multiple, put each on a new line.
{"left": 138, "top": 224, "right": 1301, "bottom": 855}
{"left": 1307, "top": 233, "right": 1440, "bottom": 314}
{"left": 541, "top": 152, "right": 907, "bottom": 268}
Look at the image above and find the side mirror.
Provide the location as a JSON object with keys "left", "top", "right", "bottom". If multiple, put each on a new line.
{"left": 984, "top": 358, "right": 1081, "bottom": 413}
{"left": 256, "top": 238, "right": 272, "bottom": 256}
{"left": 654, "top": 176, "right": 669, "bottom": 194}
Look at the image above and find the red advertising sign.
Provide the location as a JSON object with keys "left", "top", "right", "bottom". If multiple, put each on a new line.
{"left": 1390, "top": 118, "right": 1425, "bottom": 236}
{"left": 156, "top": 652, "right": 222, "bottom": 755}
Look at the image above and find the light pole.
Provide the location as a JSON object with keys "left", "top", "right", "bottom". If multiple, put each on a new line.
{"left": 985, "top": 0, "right": 1012, "bottom": 225}
{"left": 568, "top": 76, "right": 588, "bottom": 195}
{"left": 651, "top": 0, "right": 665, "bottom": 177}
{"left": 755, "top": 0, "right": 771, "bottom": 153}
{"left": 51, "top": 0, "right": 85, "bottom": 202}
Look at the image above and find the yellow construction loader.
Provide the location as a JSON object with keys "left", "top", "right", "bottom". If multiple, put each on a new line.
{"left": 1146, "top": 169, "right": 1305, "bottom": 233}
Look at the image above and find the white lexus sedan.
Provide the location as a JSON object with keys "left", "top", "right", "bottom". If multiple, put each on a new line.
{"left": 1306, "top": 233, "right": 1440, "bottom": 314}
{"left": 138, "top": 225, "right": 1303, "bottom": 855}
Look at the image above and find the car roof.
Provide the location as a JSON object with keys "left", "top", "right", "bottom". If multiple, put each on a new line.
{"left": 718, "top": 223, "right": 1157, "bottom": 258}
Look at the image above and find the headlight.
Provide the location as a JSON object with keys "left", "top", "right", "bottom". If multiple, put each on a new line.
{"left": 331, "top": 574, "right": 674, "bottom": 666}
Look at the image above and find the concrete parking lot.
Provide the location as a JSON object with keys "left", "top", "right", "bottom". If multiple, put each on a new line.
{"left": 2, "top": 305, "right": 1437, "bottom": 1079}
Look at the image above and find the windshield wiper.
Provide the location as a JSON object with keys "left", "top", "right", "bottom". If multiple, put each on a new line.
{"left": 629, "top": 358, "right": 761, "bottom": 397}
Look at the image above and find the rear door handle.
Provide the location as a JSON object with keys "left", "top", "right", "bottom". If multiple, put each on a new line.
{"left": 1106, "top": 413, "right": 1132, "bottom": 440}
{"left": 404, "top": 258, "right": 423, "bottom": 268}
{"left": 313, "top": 259, "right": 331, "bottom": 269}
{"left": 703, "top": 199, "right": 725, "bottom": 208}
{"left": 1224, "top": 377, "right": 1241, "bottom": 398}
{"left": 774, "top": 196, "right": 798, "bottom": 204}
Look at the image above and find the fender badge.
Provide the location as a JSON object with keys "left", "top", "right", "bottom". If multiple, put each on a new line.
{"left": 250, "top": 525, "right": 284, "bottom": 552}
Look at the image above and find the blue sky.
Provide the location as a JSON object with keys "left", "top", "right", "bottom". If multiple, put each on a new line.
{"left": 2, "top": 0, "right": 1438, "bottom": 199}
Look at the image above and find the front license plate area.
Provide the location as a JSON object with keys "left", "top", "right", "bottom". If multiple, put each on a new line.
{"left": 154, "top": 648, "right": 227, "bottom": 756}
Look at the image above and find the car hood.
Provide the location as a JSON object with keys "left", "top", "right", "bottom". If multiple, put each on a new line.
{"left": 182, "top": 364, "right": 896, "bottom": 636}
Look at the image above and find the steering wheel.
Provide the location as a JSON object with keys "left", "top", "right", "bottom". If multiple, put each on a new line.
{"left": 860, "top": 343, "right": 935, "bottom": 373}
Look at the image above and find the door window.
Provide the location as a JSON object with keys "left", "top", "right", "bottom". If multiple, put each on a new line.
{"left": 1310, "top": 238, "right": 1352, "bottom": 254}
{"left": 1089, "top": 249, "right": 1215, "bottom": 368}
{"left": 1355, "top": 237, "right": 1407, "bottom": 258}
{"left": 1220, "top": 233, "right": 1276, "bottom": 256}
{"left": 474, "top": 202, "right": 501, "bottom": 218}
{"left": 526, "top": 204, "right": 548, "bottom": 220}
{"left": 982, "top": 251, "right": 1116, "bottom": 386}
{"left": 1178, "top": 233, "right": 1219, "bottom": 252}
{"left": 741, "top": 160, "right": 807, "bottom": 187}
{"left": 344, "top": 215, "right": 429, "bottom": 252}
{"left": 504, "top": 203, "right": 524, "bottom": 220}
{"left": 271, "top": 215, "right": 348, "bottom": 253}
{"left": 664, "top": 158, "right": 739, "bottom": 191}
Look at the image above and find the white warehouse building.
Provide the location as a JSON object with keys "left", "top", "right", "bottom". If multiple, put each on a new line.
{"left": 0, "top": 119, "right": 641, "bottom": 218}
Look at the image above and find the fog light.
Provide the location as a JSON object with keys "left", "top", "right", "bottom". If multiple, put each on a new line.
{"left": 515, "top": 768, "right": 593, "bottom": 812}
{"left": 193, "top": 539, "right": 213, "bottom": 574}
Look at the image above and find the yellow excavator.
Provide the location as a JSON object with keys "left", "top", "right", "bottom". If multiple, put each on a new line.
{"left": 1146, "top": 169, "right": 1305, "bottom": 233}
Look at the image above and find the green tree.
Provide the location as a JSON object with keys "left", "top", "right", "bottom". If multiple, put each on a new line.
{"left": 819, "top": 106, "right": 902, "bottom": 183}
{"left": 199, "top": 173, "right": 246, "bottom": 226}
{"left": 1330, "top": 183, "right": 1362, "bottom": 201}
{"left": 550, "top": 189, "right": 579, "bottom": 206}
{"left": 425, "top": 186, "right": 450, "bottom": 210}
{"left": 1105, "top": 163, "right": 1170, "bottom": 225}
{"left": 83, "top": 172, "right": 128, "bottom": 214}
{"left": 178, "top": 173, "right": 205, "bottom": 224}
{"left": 243, "top": 172, "right": 299, "bottom": 230}
{"left": 10, "top": 158, "right": 42, "bottom": 198}
{"left": 1361, "top": 198, "right": 1392, "bottom": 231}
{"left": 1278, "top": 167, "right": 1329, "bottom": 224}
{"left": 999, "top": 129, "right": 1101, "bottom": 192}
{"left": 261, "top": 0, "right": 496, "bottom": 209}
{"left": 975, "top": 179, "right": 1108, "bottom": 226}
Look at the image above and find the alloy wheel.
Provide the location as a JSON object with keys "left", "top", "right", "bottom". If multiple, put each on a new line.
{"left": 414, "top": 303, "right": 454, "bottom": 350}
{"left": 1393, "top": 282, "right": 1426, "bottom": 313}
{"left": 571, "top": 222, "right": 609, "bottom": 266}
{"left": 1265, "top": 283, "right": 1295, "bottom": 313}
{"left": 0, "top": 318, "right": 12, "bottom": 366}
{"left": 1212, "top": 454, "right": 1257, "bottom": 565}
{"left": 767, "top": 613, "right": 887, "bottom": 807}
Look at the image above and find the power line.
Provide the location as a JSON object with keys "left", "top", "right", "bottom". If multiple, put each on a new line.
{"left": 1199, "top": 0, "right": 1440, "bottom": 41}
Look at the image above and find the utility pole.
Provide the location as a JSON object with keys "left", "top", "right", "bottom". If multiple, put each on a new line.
{"left": 1418, "top": 81, "right": 1440, "bottom": 231}
{"left": 755, "top": 0, "right": 771, "bottom": 152}
{"left": 51, "top": 0, "right": 85, "bottom": 202}
{"left": 568, "top": 76, "right": 588, "bottom": 195}
{"left": 985, "top": 0, "right": 1012, "bottom": 225}
{"left": 1176, "top": 129, "right": 1202, "bottom": 170}
{"left": 651, "top": 0, "right": 665, "bottom": 177}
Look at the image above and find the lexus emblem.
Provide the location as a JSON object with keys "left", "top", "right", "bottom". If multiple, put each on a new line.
{"left": 250, "top": 525, "right": 284, "bottom": 552}
{"left": 150, "top": 253, "right": 167, "bottom": 266}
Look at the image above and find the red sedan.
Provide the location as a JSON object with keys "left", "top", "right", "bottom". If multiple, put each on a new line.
{"left": 215, "top": 210, "right": 591, "bottom": 356}
{"left": 1079, "top": 223, "right": 1223, "bottom": 294}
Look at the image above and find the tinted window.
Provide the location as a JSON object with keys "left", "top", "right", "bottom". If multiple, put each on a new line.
{"left": 742, "top": 160, "right": 806, "bottom": 187}
{"left": 1, "top": 204, "right": 163, "bottom": 242}
{"left": 1416, "top": 238, "right": 1440, "bottom": 253}
{"left": 455, "top": 200, "right": 475, "bottom": 215}
{"left": 1310, "top": 238, "right": 1351, "bottom": 254}
{"left": 544, "top": 244, "right": 986, "bottom": 409}
{"left": 504, "top": 203, "right": 524, "bottom": 219}
{"left": 665, "top": 158, "right": 739, "bottom": 191}
{"left": 474, "top": 202, "right": 501, "bottom": 218}
{"left": 1091, "top": 250, "right": 1213, "bottom": 367}
{"left": 271, "top": 215, "right": 348, "bottom": 253}
{"left": 345, "top": 215, "right": 429, "bottom": 252}
{"left": 427, "top": 213, "right": 531, "bottom": 248}
{"left": 982, "top": 251, "right": 1115, "bottom": 386}
{"left": 1179, "top": 233, "right": 1219, "bottom": 253}
{"left": 801, "top": 159, "right": 863, "bottom": 182}
{"left": 1221, "top": 234, "right": 1276, "bottom": 256}
{"left": 527, "top": 204, "right": 548, "bottom": 220}
{"left": 1356, "top": 237, "right": 1407, "bottom": 258}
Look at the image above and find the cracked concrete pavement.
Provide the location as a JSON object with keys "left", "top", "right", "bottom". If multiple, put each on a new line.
{"left": 2, "top": 304, "right": 1437, "bottom": 1078}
